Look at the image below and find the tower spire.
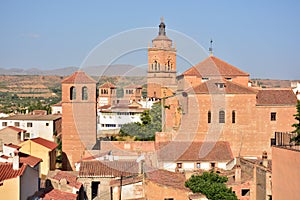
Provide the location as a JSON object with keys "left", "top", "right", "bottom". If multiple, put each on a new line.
{"left": 209, "top": 39, "right": 213, "bottom": 56}
{"left": 159, "top": 16, "right": 166, "bottom": 36}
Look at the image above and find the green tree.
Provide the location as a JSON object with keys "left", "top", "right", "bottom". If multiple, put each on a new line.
{"left": 119, "top": 102, "right": 161, "bottom": 141}
{"left": 292, "top": 101, "right": 300, "bottom": 144}
{"left": 185, "top": 172, "right": 238, "bottom": 200}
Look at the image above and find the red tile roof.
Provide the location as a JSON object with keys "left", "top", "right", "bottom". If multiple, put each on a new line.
{"left": 19, "top": 152, "right": 42, "bottom": 167}
{"left": 61, "top": 71, "right": 96, "bottom": 84}
{"left": 4, "top": 143, "right": 21, "bottom": 149}
{"left": 42, "top": 189, "right": 78, "bottom": 200}
{"left": 156, "top": 141, "right": 233, "bottom": 162}
{"left": 182, "top": 56, "right": 249, "bottom": 77}
{"left": 146, "top": 169, "right": 189, "bottom": 191}
{"left": 124, "top": 85, "right": 142, "bottom": 89}
{"left": 256, "top": 89, "right": 297, "bottom": 105}
{"left": 51, "top": 102, "right": 62, "bottom": 107}
{"left": 99, "top": 82, "right": 116, "bottom": 88}
{"left": 0, "top": 163, "right": 27, "bottom": 181}
{"left": 31, "top": 137, "right": 58, "bottom": 151}
{"left": 79, "top": 160, "right": 139, "bottom": 178}
{"left": 51, "top": 171, "right": 82, "bottom": 189}
{"left": 189, "top": 79, "right": 256, "bottom": 94}
{"left": 6, "top": 126, "right": 27, "bottom": 133}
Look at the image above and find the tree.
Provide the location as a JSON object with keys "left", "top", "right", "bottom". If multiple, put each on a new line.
{"left": 185, "top": 172, "right": 238, "bottom": 200}
{"left": 292, "top": 101, "right": 300, "bottom": 144}
{"left": 119, "top": 102, "right": 162, "bottom": 141}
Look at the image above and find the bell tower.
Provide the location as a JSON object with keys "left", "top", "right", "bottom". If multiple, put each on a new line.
{"left": 147, "top": 18, "right": 177, "bottom": 98}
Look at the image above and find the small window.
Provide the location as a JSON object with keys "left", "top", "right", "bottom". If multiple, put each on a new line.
{"left": 219, "top": 110, "right": 225, "bottom": 123}
{"left": 2, "top": 122, "right": 7, "bottom": 127}
{"left": 27, "top": 122, "right": 33, "bottom": 127}
{"left": 14, "top": 122, "right": 20, "bottom": 127}
{"left": 241, "top": 189, "right": 250, "bottom": 196}
{"left": 46, "top": 123, "right": 49, "bottom": 126}
{"left": 232, "top": 110, "right": 236, "bottom": 124}
{"left": 70, "top": 86, "right": 76, "bottom": 100}
{"left": 208, "top": 111, "right": 211, "bottom": 123}
{"left": 177, "top": 163, "right": 182, "bottom": 169}
{"left": 164, "top": 198, "right": 174, "bottom": 200}
{"left": 82, "top": 86, "right": 88, "bottom": 100}
{"left": 25, "top": 132, "right": 30, "bottom": 138}
{"left": 196, "top": 163, "right": 201, "bottom": 169}
{"left": 271, "top": 112, "right": 276, "bottom": 121}
{"left": 211, "top": 162, "right": 216, "bottom": 168}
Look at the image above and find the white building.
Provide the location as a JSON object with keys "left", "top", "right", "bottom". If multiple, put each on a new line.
{"left": 0, "top": 114, "right": 61, "bottom": 141}
{"left": 51, "top": 102, "right": 62, "bottom": 114}
{"left": 291, "top": 81, "right": 300, "bottom": 100}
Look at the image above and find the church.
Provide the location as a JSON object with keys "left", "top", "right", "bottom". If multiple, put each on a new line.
{"left": 61, "top": 19, "right": 297, "bottom": 170}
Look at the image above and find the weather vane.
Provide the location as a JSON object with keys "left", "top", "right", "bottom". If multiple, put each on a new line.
{"left": 209, "top": 39, "right": 213, "bottom": 55}
{"left": 160, "top": 16, "right": 164, "bottom": 23}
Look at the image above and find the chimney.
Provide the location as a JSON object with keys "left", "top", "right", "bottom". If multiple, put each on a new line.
{"left": 262, "top": 151, "right": 268, "bottom": 168}
{"left": 235, "top": 157, "right": 241, "bottom": 183}
{"left": 13, "top": 150, "right": 20, "bottom": 170}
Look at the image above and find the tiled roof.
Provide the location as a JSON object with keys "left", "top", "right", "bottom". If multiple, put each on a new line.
{"left": 124, "top": 85, "right": 142, "bottom": 89}
{"left": 4, "top": 143, "right": 21, "bottom": 149}
{"left": 156, "top": 141, "right": 233, "bottom": 162}
{"left": 182, "top": 56, "right": 249, "bottom": 77}
{"left": 0, "top": 114, "right": 61, "bottom": 121}
{"left": 31, "top": 137, "right": 58, "bottom": 151}
{"left": 146, "top": 169, "right": 189, "bottom": 191}
{"left": 51, "top": 102, "right": 62, "bottom": 107}
{"left": 51, "top": 171, "right": 82, "bottom": 189}
{"left": 256, "top": 89, "right": 297, "bottom": 105}
{"left": 0, "top": 163, "right": 27, "bottom": 181}
{"left": 99, "top": 82, "right": 116, "bottom": 88}
{"left": 42, "top": 189, "right": 78, "bottom": 200}
{"left": 61, "top": 71, "right": 96, "bottom": 84}
{"left": 189, "top": 79, "right": 256, "bottom": 94}
{"left": 19, "top": 152, "right": 42, "bottom": 167}
{"left": 6, "top": 126, "right": 27, "bottom": 133}
{"left": 79, "top": 160, "right": 139, "bottom": 178}
{"left": 110, "top": 175, "right": 143, "bottom": 186}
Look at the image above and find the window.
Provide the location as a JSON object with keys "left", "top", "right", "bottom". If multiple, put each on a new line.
{"left": 208, "top": 111, "right": 211, "bottom": 123}
{"left": 232, "top": 110, "right": 236, "bottom": 123}
{"left": 14, "top": 122, "right": 20, "bottom": 127}
{"left": 82, "top": 86, "right": 88, "bottom": 100}
{"left": 219, "top": 110, "right": 225, "bottom": 123}
{"left": 211, "top": 162, "right": 216, "bottom": 168}
{"left": 2, "top": 122, "right": 7, "bottom": 127}
{"left": 196, "top": 163, "right": 201, "bottom": 169}
{"left": 27, "top": 122, "right": 33, "bottom": 127}
{"left": 25, "top": 132, "right": 30, "bottom": 138}
{"left": 164, "top": 198, "right": 174, "bottom": 200}
{"left": 202, "top": 77, "right": 209, "bottom": 82}
{"left": 70, "top": 86, "right": 76, "bottom": 100}
{"left": 271, "top": 112, "right": 276, "bottom": 121}
{"left": 46, "top": 123, "right": 49, "bottom": 126}
{"left": 241, "top": 189, "right": 250, "bottom": 196}
{"left": 177, "top": 163, "right": 182, "bottom": 169}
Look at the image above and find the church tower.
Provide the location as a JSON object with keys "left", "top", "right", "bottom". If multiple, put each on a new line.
{"left": 61, "top": 71, "right": 97, "bottom": 170}
{"left": 147, "top": 18, "right": 177, "bottom": 98}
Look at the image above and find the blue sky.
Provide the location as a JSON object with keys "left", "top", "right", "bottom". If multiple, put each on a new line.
{"left": 0, "top": 0, "right": 299, "bottom": 79}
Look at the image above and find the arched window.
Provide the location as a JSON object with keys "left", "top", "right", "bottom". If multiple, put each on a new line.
{"left": 70, "top": 86, "right": 76, "bottom": 100}
{"left": 219, "top": 110, "right": 225, "bottom": 123}
{"left": 208, "top": 111, "right": 211, "bottom": 123}
{"left": 82, "top": 86, "right": 88, "bottom": 100}
{"left": 232, "top": 110, "right": 236, "bottom": 123}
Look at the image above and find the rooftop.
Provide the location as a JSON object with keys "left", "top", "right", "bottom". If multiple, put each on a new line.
{"left": 50, "top": 170, "right": 82, "bottom": 189}
{"left": 41, "top": 188, "right": 78, "bottom": 200}
{"left": 0, "top": 114, "right": 61, "bottom": 121}
{"left": 30, "top": 137, "right": 58, "bottom": 151}
{"left": 4, "top": 143, "right": 21, "bottom": 149}
{"left": 256, "top": 89, "right": 297, "bottom": 105}
{"left": 0, "top": 163, "right": 27, "bottom": 181}
{"left": 19, "top": 152, "right": 42, "bottom": 167}
{"left": 61, "top": 71, "right": 96, "bottom": 84}
{"left": 0, "top": 126, "right": 27, "bottom": 133}
{"left": 182, "top": 56, "right": 249, "bottom": 77}
{"left": 99, "top": 82, "right": 116, "bottom": 88}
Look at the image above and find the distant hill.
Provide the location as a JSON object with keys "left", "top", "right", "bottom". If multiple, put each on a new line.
{"left": 0, "top": 64, "right": 147, "bottom": 76}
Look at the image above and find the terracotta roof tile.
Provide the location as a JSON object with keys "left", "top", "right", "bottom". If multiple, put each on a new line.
{"left": 188, "top": 79, "right": 256, "bottom": 94}
{"left": 19, "top": 152, "right": 42, "bottom": 168}
{"left": 6, "top": 126, "right": 27, "bottom": 133}
{"left": 0, "top": 163, "right": 27, "bottom": 181}
{"left": 146, "top": 169, "right": 189, "bottom": 191}
{"left": 51, "top": 171, "right": 82, "bottom": 189}
{"left": 156, "top": 141, "right": 233, "bottom": 162}
{"left": 61, "top": 71, "right": 96, "bottom": 84}
{"left": 79, "top": 160, "right": 139, "bottom": 178}
{"left": 4, "top": 143, "right": 21, "bottom": 149}
{"left": 31, "top": 137, "right": 58, "bottom": 151}
{"left": 42, "top": 189, "right": 78, "bottom": 200}
{"left": 182, "top": 56, "right": 249, "bottom": 77}
{"left": 99, "top": 82, "right": 116, "bottom": 88}
{"left": 124, "top": 85, "right": 142, "bottom": 89}
{"left": 256, "top": 89, "right": 297, "bottom": 105}
{"left": 1, "top": 114, "right": 61, "bottom": 121}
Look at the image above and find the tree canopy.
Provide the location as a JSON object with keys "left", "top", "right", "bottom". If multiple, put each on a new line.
{"left": 118, "top": 102, "right": 161, "bottom": 141}
{"left": 185, "top": 172, "right": 238, "bottom": 200}
{"left": 292, "top": 101, "right": 300, "bottom": 144}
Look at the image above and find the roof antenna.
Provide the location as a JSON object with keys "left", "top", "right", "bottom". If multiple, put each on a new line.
{"left": 209, "top": 39, "right": 213, "bottom": 56}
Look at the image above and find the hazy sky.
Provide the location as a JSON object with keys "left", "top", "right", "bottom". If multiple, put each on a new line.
{"left": 0, "top": 1, "right": 299, "bottom": 80}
